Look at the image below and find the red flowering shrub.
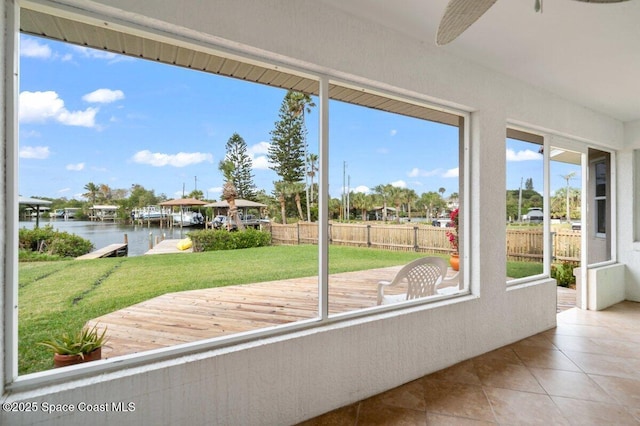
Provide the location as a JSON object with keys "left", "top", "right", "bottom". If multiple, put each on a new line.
{"left": 446, "top": 208, "right": 459, "bottom": 252}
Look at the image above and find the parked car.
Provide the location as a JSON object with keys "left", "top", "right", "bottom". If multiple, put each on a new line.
{"left": 571, "top": 222, "right": 581, "bottom": 231}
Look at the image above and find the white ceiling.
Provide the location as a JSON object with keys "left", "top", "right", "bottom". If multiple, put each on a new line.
{"left": 319, "top": 0, "right": 640, "bottom": 123}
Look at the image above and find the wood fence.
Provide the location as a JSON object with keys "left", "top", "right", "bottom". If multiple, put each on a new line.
{"left": 268, "top": 222, "right": 581, "bottom": 263}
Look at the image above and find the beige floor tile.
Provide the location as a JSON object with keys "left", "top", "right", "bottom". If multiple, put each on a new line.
{"left": 529, "top": 368, "right": 615, "bottom": 403}
{"left": 422, "top": 378, "right": 495, "bottom": 422}
{"left": 589, "top": 374, "right": 640, "bottom": 408}
{"left": 426, "top": 360, "right": 482, "bottom": 386}
{"left": 473, "top": 359, "right": 546, "bottom": 393}
{"left": 552, "top": 396, "right": 639, "bottom": 426}
{"left": 357, "top": 399, "right": 426, "bottom": 426}
{"left": 365, "top": 379, "right": 426, "bottom": 412}
{"left": 562, "top": 350, "right": 640, "bottom": 380}
{"left": 512, "top": 346, "right": 581, "bottom": 371}
{"left": 425, "top": 412, "right": 497, "bottom": 425}
{"left": 508, "top": 333, "right": 558, "bottom": 350}
{"left": 484, "top": 387, "right": 570, "bottom": 425}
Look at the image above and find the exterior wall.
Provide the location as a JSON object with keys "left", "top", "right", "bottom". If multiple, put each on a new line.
{"left": 621, "top": 119, "right": 640, "bottom": 301}
{"left": 0, "top": 1, "right": 628, "bottom": 424}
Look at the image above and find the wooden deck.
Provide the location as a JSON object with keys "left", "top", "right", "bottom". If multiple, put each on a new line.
{"left": 89, "top": 269, "right": 575, "bottom": 359}
{"left": 145, "top": 239, "right": 192, "bottom": 255}
{"left": 76, "top": 243, "right": 128, "bottom": 260}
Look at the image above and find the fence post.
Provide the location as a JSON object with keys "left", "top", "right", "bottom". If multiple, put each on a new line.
{"left": 413, "top": 226, "right": 419, "bottom": 252}
{"left": 297, "top": 222, "right": 300, "bottom": 245}
{"left": 367, "top": 225, "right": 371, "bottom": 247}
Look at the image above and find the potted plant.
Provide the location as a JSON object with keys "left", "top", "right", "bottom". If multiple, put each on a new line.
{"left": 39, "top": 324, "right": 108, "bottom": 368}
{"left": 446, "top": 208, "right": 460, "bottom": 271}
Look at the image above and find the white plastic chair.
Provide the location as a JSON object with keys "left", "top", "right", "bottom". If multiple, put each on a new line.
{"left": 377, "top": 257, "right": 448, "bottom": 305}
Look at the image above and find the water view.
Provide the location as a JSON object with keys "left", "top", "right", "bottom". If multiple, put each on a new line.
{"left": 19, "top": 220, "right": 192, "bottom": 257}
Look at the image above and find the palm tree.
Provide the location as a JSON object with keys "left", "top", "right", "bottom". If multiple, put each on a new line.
{"left": 219, "top": 160, "right": 245, "bottom": 230}
{"left": 388, "top": 186, "right": 404, "bottom": 223}
{"left": 373, "top": 184, "right": 392, "bottom": 222}
{"left": 287, "top": 92, "right": 315, "bottom": 221}
{"left": 350, "top": 192, "right": 368, "bottom": 221}
{"left": 274, "top": 181, "right": 293, "bottom": 224}
{"left": 438, "top": 187, "right": 446, "bottom": 199}
{"left": 307, "top": 153, "right": 318, "bottom": 208}
{"left": 291, "top": 181, "right": 306, "bottom": 220}
{"left": 404, "top": 188, "right": 418, "bottom": 220}
{"left": 83, "top": 182, "right": 99, "bottom": 205}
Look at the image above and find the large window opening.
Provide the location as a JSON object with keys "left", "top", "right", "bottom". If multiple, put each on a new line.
{"left": 326, "top": 86, "right": 465, "bottom": 313}
{"left": 14, "top": 6, "right": 467, "bottom": 381}
{"left": 505, "top": 129, "right": 545, "bottom": 282}
{"left": 587, "top": 148, "right": 612, "bottom": 265}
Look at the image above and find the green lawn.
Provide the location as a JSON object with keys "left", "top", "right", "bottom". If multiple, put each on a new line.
{"left": 18, "top": 245, "right": 431, "bottom": 375}
{"left": 17, "top": 245, "right": 547, "bottom": 374}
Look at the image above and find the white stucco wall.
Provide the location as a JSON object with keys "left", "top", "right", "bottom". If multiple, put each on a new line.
{"left": 1, "top": 1, "right": 628, "bottom": 425}
{"left": 620, "top": 119, "right": 640, "bottom": 301}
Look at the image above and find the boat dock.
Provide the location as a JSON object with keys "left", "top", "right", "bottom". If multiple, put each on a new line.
{"left": 75, "top": 243, "right": 128, "bottom": 260}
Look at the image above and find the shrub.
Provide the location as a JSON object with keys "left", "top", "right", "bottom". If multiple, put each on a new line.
{"left": 551, "top": 261, "right": 577, "bottom": 288}
{"left": 188, "top": 228, "right": 271, "bottom": 252}
{"left": 19, "top": 225, "right": 94, "bottom": 259}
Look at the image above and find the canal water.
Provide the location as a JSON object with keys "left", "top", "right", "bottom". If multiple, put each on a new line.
{"left": 19, "top": 220, "right": 193, "bottom": 257}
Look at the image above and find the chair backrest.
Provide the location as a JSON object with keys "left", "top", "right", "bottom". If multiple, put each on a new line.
{"left": 392, "top": 257, "right": 448, "bottom": 300}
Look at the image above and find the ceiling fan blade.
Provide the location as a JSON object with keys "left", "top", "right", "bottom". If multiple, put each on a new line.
{"left": 436, "top": 0, "right": 498, "bottom": 46}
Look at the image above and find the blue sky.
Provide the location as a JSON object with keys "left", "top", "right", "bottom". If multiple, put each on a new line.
{"left": 18, "top": 34, "right": 573, "bottom": 202}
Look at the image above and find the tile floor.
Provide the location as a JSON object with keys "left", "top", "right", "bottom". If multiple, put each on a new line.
{"left": 299, "top": 301, "right": 640, "bottom": 425}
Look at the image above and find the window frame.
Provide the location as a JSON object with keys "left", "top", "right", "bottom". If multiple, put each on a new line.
{"left": 6, "top": 1, "right": 470, "bottom": 390}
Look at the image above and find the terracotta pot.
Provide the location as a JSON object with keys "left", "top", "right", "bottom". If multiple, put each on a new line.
{"left": 53, "top": 347, "right": 101, "bottom": 368}
{"left": 449, "top": 254, "right": 459, "bottom": 271}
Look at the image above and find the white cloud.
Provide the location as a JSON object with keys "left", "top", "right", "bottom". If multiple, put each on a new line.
{"left": 20, "top": 38, "right": 52, "bottom": 59}
{"left": 19, "top": 91, "right": 98, "bottom": 127}
{"left": 248, "top": 142, "right": 272, "bottom": 170}
{"left": 252, "top": 156, "right": 271, "bottom": 170}
{"left": 82, "top": 89, "right": 125, "bottom": 104}
{"left": 376, "top": 148, "right": 389, "bottom": 154}
{"left": 208, "top": 186, "right": 223, "bottom": 195}
{"left": 390, "top": 129, "right": 397, "bottom": 137}
{"left": 249, "top": 141, "right": 271, "bottom": 155}
{"left": 353, "top": 185, "right": 370, "bottom": 193}
{"left": 72, "top": 46, "right": 126, "bottom": 63}
{"left": 391, "top": 180, "right": 407, "bottom": 188}
{"left": 132, "top": 150, "right": 213, "bottom": 167}
{"left": 506, "top": 148, "right": 542, "bottom": 162}
{"left": 66, "top": 163, "right": 85, "bottom": 171}
{"left": 408, "top": 167, "right": 441, "bottom": 178}
{"left": 57, "top": 188, "right": 71, "bottom": 194}
{"left": 19, "top": 146, "right": 50, "bottom": 159}
{"left": 443, "top": 167, "right": 459, "bottom": 178}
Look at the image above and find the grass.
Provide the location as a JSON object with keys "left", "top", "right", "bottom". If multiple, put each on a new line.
{"left": 18, "top": 245, "right": 430, "bottom": 375}
{"left": 17, "top": 244, "right": 550, "bottom": 374}
{"left": 506, "top": 260, "right": 543, "bottom": 279}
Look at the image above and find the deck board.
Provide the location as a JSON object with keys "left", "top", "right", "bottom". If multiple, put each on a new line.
{"left": 75, "top": 243, "right": 128, "bottom": 260}
{"left": 89, "top": 267, "right": 575, "bottom": 359}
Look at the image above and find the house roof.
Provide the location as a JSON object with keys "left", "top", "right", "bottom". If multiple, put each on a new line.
{"left": 204, "top": 199, "right": 267, "bottom": 208}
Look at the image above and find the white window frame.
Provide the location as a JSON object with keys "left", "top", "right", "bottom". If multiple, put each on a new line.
{"left": 5, "top": 0, "right": 470, "bottom": 390}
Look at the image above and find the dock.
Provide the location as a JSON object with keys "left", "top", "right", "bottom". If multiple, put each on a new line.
{"left": 145, "top": 239, "right": 193, "bottom": 255}
{"left": 76, "top": 243, "right": 128, "bottom": 260}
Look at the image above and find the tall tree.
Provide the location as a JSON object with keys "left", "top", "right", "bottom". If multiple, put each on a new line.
{"left": 307, "top": 153, "right": 319, "bottom": 208}
{"left": 525, "top": 178, "right": 534, "bottom": 191}
{"left": 267, "top": 91, "right": 309, "bottom": 222}
{"left": 219, "top": 160, "right": 245, "bottom": 230}
{"left": 373, "top": 184, "right": 393, "bottom": 222}
{"left": 223, "top": 132, "right": 257, "bottom": 201}
{"left": 287, "top": 92, "right": 315, "bottom": 221}
{"left": 83, "top": 182, "right": 99, "bottom": 205}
